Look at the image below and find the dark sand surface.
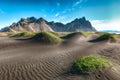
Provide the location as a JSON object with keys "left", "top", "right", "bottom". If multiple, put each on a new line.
{"left": 0, "top": 35, "right": 120, "bottom": 80}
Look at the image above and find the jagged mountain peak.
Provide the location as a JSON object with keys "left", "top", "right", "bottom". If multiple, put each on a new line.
{"left": 72, "top": 17, "right": 86, "bottom": 23}
{"left": 36, "top": 17, "right": 47, "bottom": 23}
{"left": 19, "top": 17, "right": 37, "bottom": 23}
{"left": 0, "top": 16, "right": 96, "bottom": 32}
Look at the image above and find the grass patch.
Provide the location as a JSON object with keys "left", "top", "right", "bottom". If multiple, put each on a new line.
{"left": 81, "top": 31, "right": 92, "bottom": 37}
{"left": 61, "top": 32, "right": 76, "bottom": 39}
{"left": 70, "top": 55, "right": 110, "bottom": 74}
{"left": 31, "top": 31, "right": 62, "bottom": 44}
{"left": 61, "top": 32, "right": 82, "bottom": 39}
{"left": 49, "top": 32, "right": 59, "bottom": 36}
{"left": 9, "top": 32, "right": 37, "bottom": 37}
{"left": 95, "top": 33, "right": 116, "bottom": 42}
{"left": 61, "top": 31, "right": 91, "bottom": 39}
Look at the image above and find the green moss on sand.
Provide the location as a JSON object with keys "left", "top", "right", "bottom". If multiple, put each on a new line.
{"left": 95, "top": 33, "right": 116, "bottom": 42}
{"left": 31, "top": 31, "right": 62, "bottom": 44}
{"left": 71, "top": 55, "right": 110, "bottom": 74}
{"left": 9, "top": 32, "right": 37, "bottom": 37}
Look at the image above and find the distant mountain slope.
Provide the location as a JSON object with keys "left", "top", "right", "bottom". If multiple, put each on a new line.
{"left": 0, "top": 17, "right": 96, "bottom": 32}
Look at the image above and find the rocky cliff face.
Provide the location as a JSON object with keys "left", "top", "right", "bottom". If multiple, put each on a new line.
{"left": 65, "top": 17, "right": 96, "bottom": 31}
{"left": 1, "top": 17, "right": 54, "bottom": 32}
{"left": 0, "top": 17, "right": 96, "bottom": 32}
{"left": 47, "top": 17, "right": 96, "bottom": 32}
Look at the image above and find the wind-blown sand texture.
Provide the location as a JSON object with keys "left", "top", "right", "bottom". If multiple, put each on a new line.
{"left": 0, "top": 33, "right": 120, "bottom": 80}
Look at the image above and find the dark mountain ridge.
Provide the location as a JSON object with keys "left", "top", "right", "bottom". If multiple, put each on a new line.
{"left": 0, "top": 17, "right": 96, "bottom": 32}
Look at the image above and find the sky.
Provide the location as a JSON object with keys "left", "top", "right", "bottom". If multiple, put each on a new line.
{"left": 0, "top": 0, "right": 120, "bottom": 31}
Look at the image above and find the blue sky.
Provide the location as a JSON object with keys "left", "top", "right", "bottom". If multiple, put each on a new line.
{"left": 0, "top": 0, "right": 120, "bottom": 30}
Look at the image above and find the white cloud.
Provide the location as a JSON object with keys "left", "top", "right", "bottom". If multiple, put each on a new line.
{"left": 55, "top": 13, "right": 60, "bottom": 17}
{"left": 91, "top": 19, "right": 120, "bottom": 31}
{"left": 73, "top": 0, "right": 83, "bottom": 7}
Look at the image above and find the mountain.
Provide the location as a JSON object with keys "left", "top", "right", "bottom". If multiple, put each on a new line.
{"left": 66, "top": 17, "right": 96, "bottom": 31}
{"left": 0, "top": 17, "right": 96, "bottom": 32}
{"left": 47, "top": 17, "right": 96, "bottom": 32}
{"left": 0, "top": 17, "right": 54, "bottom": 32}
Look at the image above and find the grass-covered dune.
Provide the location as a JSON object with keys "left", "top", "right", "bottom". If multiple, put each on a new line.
{"left": 61, "top": 31, "right": 92, "bottom": 39}
{"left": 9, "top": 31, "right": 60, "bottom": 37}
{"left": 81, "top": 31, "right": 93, "bottom": 37}
{"left": 9, "top": 32, "right": 37, "bottom": 37}
{"left": 61, "top": 32, "right": 84, "bottom": 39}
{"left": 8, "top": 31, "right": 62, "bottom": 44}
{"left": 70, "top": 55, "right": 110, "bottom": 74}
{"left": 91, "top": 33, "right": 116, "bottom": 42}
{"left": 1, "top": 31, "right": 120, "bottom": 80}
{"left": 29, "top": 31, "right": 62, "bottom": 44}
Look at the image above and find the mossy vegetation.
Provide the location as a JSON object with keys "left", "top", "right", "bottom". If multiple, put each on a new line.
{"left": 49, "top": 32, "right": 59, "bottom": 36}
{"left": 61, "top": 31, "right": 92, "bottom": 39}
{"left": 9, "top": 32, "right": 37, "bottom": 37}
{"left": 81, "top": 31, "right": 92, "bottom": 37}
{"left": 61, "top": 32, "right": 83, "bottom": 39}
{"left": 95, "top": 32, "right": 107, "bottom": 35}
{"left": 61, "top": 32, "right": 76, "bottom": 39}
{"left": 31, "top": 31, "right": 62, "bottom": 44}
{"left": 70, "top": 55, "right": 110, "bottom": 74}
{"left": 95, "top": 33, "right": 116, "bottom": 42}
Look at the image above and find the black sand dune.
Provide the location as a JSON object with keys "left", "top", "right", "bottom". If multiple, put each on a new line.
{"left": 0, "top": 34, "right": 120, "bottom": 80}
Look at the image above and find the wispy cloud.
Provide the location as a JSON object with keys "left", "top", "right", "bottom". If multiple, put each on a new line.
{"left": 91, "top": 19, "right": 120, "bottom": 31}
{"left": 59, "top": 16, "right": 66, "bottom": 20}
{"left": 55, "top": 13, "right": 60, "bottom": 17}
{"left": 73, "top": 0, "right": 83, "bottom": 7}
{"left": 65, "top": 8, "right": 75, "bottom": 12}
{"left": 52, "top": 15, "right": 66, "bottom": 23}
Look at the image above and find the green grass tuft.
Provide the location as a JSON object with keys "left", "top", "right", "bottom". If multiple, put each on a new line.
{"left": 9, "top": 32, "right": 37, "bottom": 37}
{"left": 95, "top": 33, "right": 116, "bottom": 42}
{"left": 70, "top": 55, "right": 110, "bottom": 74}
{"left": 61, "top": 32, "right": 82, "bottom": 39}
{"left": 31, "top": 31, "right": 62, "bottom": 44}
{"left": 49, "top": 32, "right": 59, "bottom": 36}
{"left": 81, "top": 31, "right": 92, "bottom": 37}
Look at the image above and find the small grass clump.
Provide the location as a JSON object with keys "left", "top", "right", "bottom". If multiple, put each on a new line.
{"left": 61, "top": 32, "right": 76, "bottom": 39}
{"left": 31, "top": 31, "right": 62, "bottom": 44}
{"left": 70, "top": 55, "right": 109, "bottom": 74}
{"left": 61, "top": 32, "right": 82, "bottom": 39}
{"left": 49, "top": 32, "right": 59, "bottom": 36}
{"left": 95, "top": 33, "right": 116, "bottom": 42}
{"left": 81, "top": 31, "right": 92, "bottom": 37}
{"left": 9, "top": 32, "right": 37, "bottom": 37}
{"left": 61, "top": 31, "right": 91, "bottom": 39}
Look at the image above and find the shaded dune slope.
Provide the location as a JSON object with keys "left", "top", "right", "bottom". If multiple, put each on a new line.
{"left": 62, "top": 32, "right": 86, "bottom": 44}
{"left": 0, "top": 36, "right": 120, "bottom": 80}
{"left": 89, "top": 33, "right": 116, "bottom": 43}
